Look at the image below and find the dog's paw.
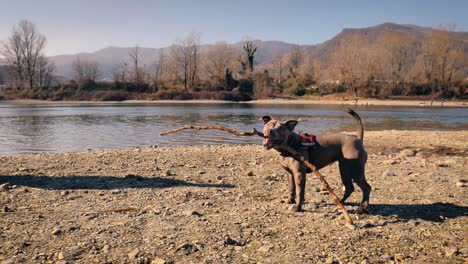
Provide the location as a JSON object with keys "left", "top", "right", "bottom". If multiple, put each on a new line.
{"left": 358, "top": 202, "right": 369, "bottom": 214}
{"left": 291, "top": 204, "right": 303, "bottom": 212}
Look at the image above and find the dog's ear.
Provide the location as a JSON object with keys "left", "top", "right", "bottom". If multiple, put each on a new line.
{"left": 284, "top": 120, "right": 298, "bottom": 131}
{"left": 260, "top": 115, "right": 273, "bottom": 124}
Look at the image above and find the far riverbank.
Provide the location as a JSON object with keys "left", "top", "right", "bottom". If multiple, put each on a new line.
{"left": 3, "top": 98, "right": 468, "bottom": 107}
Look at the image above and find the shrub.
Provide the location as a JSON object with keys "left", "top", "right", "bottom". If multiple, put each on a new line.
{"left": 238, "top": 78, "right": 254, "bottom": 94}
{"left": 96, "top": 90, "right": 129, "bottom": 101}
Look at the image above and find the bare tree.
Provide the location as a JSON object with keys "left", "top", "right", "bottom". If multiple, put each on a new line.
{"left": 1, "top": 20, "right": 48, "bottom": 88}
{"left": 204, "top": 42, "right": 236, "bottom": 88}
{"left": 286, "top": 47, "right": 307, "bottom": 78}
{"left": 171, "top": 32, "right": 201, "bottom": 93}
{"left": 330, "top": 33, "right": 373, "bottom": 96}
{"left": 375, "top": 32, "right": 415, "bottom": 95}
{"left": 420, "top": 26, "right": 463, "bottom": 96}
{"left": 37, "top": 55, "right": 55, "bottom": 88}
{"left": 1, "top": 28, "right": 25, "bottom": 86}
{"left": 72, "top": 57, "right": 100, "bottom": 85}
{"left": 113, "top": 62, "right": 129, "bottom": 86}
{"left": 150, "top": 49, "right": 166, "bottom": 93}
{"left": 129, "top": 46, "right": 145, "bottom": 87}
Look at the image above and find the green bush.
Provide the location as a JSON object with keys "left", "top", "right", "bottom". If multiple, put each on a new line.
{"left": 283, "top": 78, "right": 306, "bottom": 96}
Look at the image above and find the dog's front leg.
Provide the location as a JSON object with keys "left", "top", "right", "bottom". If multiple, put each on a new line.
{"left": 290, "top": 162, "right": 307, "bottom": 212}
{"left": 282, "top": 165, "right": 295, "bottom": 204}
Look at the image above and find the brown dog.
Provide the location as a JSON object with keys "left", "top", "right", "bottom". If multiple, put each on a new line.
{"left": 261, "top": 109, "right": 371, "bottom": 212}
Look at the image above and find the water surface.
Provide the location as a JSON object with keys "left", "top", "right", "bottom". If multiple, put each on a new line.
{"left": 0, "top": 102, "right": 466, "bottom": 155}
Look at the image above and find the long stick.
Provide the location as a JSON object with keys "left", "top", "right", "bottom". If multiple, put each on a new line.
{"left": 160, "top": 125, "right": 353, "bottom": 226}
{"left": 281, "top": 145, "right": 354, "bottom": 225}
{"left": 160, "top": 125, "right": 264, "bottom": 137}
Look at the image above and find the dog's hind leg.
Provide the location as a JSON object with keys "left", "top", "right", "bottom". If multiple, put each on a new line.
{"left": 339, "top": 161, "right": 355, "bottom": 204}
{"left": 354, "top": 173, "right": 371, "bottom": 213}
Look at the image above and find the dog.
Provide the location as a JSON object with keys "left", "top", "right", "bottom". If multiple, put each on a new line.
{"left": 261, "top": 109, "right": 371, "bottom": 213}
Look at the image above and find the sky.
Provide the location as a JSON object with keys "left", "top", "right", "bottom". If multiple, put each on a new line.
{"left": 0, "top": 0, "right": 467, "bottom": 56}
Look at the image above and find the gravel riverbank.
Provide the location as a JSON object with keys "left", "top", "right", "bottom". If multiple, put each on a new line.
{"left": 0, "top": 130, "right": 467, "bottom": 263}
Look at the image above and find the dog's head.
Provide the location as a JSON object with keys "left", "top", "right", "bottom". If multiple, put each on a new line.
{"left": 261, "top": 116, "right": 298, "bottom": 150}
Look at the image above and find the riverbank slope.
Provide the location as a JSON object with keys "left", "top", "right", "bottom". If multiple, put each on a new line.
{"left": 3, "top": 98, "right": 468, "bottom": 107}
{"left": 0, "top": 130, "right": 467, "bottom": 263}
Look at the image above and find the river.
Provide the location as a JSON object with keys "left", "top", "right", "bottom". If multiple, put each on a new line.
{"left": 0, "top": 101, "right": 466, "bottom": 155}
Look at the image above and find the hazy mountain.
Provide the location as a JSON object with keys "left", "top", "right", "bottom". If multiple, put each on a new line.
{"left": 48, "top": 22, "right": 467, "bottom": 80}
{"left": 50, "top": 40, "right": 299, "bottom": 80}
{"left": 304, "top": 22, "right": 467, "bottom": 62}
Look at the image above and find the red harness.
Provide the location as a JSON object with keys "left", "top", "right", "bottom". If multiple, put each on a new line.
{"left": 299, "top": 133, "right": 316, "bottom": 149}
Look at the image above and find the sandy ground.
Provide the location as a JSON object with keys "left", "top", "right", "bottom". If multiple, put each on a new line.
{"left": 4, "top": 98, "right": 468, "bottom": 107}
{"left": 0, "top": 130, "right": 467, "bottom": 263}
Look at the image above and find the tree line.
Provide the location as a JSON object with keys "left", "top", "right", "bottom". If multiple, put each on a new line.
{"left": 1, "top": 20, "right": 466, "bottom": 101}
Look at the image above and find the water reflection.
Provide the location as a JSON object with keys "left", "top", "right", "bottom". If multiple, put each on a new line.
{"left": 0, "top": 102, "right": 466, "bottom": 155}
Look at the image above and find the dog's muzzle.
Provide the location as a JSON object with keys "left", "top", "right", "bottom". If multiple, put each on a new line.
{"left": 263, "top": 137, "right": 275, "bottom": 150}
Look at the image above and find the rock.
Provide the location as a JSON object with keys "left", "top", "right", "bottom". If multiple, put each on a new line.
{"left": 224, "top": 236, "right": 242, "bottom": 246}
{"left": 345, "top": 223, "right": 357, "bottom": 230}
{"left": 51, "top": 227, "right": 62, "bottom": 236}
{"left": 444, "top": 246, "right": 458, "bottom": 257}
{"left": 382, "top": 170, "right": 396, "bottom": 177}
{"left": 182, "top": 210, "right": 203, "bottom": 217}
{"left": 101, "top": 244, "right": 111, "bottom": 254}
{"left": 57, "top": 252, "right": 65, "bottom": 260}
{"left": 176, "top": 243, "right": 197, "bottom": 254}
{"left": 398, "top": 149, "right": 416, "bottom": 158}
{"left": 384, "top": 159, "right": 398, "bottom": 165}
{"left": 247, "top": 171, "right": 254, "bottom": 177}
{"left": 2, "top": 206, "right": 13, "bottom": 213}
{"left": 165, "top": 170, "right": 173, "bottom": 176}
{"left": 0, "top": 182, "right": 10, "bottom": 191}
{"left": 395, "top": 254, "right": 404, "bottom": 261}
{"left": 455, "top": 181, "right": 466, "bottom": 187}
{"left": 60, "top": 190, "right": 69, "bottom": 196}
{"left": 151, "top": 258, "right": 167, "bottom": 264}
{"left": 257, "top": 244, "right": 273, "bottom": 253}
{"left": 1, "top": 258, "right": 14, "bottom": 264}
{"left": 381, "top": 254, "right": 394, "bottom": 261}
{"left": 128, "top": 248, "right": 140, "bottom": 260}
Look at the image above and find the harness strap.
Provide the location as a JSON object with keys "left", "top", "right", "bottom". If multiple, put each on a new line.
{"left": 299, "top": 133, "right": 316, "bottom": 148}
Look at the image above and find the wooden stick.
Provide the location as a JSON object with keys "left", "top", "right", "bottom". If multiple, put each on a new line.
{"left": 160, "top": 125, "right": 354, "bottom": 226}
{"left": 281, "top": 145, "right": 354, "bottom": 225}
{"left": 160, "top": 125, "right": 265, "bottom": 137}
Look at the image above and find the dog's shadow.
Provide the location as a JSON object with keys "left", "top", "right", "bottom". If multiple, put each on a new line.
{"left": 368, "top": 202, "right": 468, "bottom": 222}
{"left": 0, "top": 174, "right": 235, "bottom": 190}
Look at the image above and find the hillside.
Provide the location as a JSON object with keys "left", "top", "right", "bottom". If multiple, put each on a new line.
{"left": 32, "top": 22, "right": 468, "bottom": 81}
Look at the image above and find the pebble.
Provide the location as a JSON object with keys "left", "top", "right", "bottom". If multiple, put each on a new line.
{"left": 128, "top": 248, "right": 140, "bottom": 260}
{"left": 151, "top": 258, "right": 167, "bottom": 264}
{"left": 257, "top": 244, "right": 273, "bottom": 253}
{"left": 444, "top": 246, "right": 458, "bottom": 257}
{"left": 247, "top": 171, "right": 255, "bottom": 176}
{"left": 100, "top": 244, "right": 110, "bottom": 254}
{"left": 0, "top": 182, "right": 10, "bottom": 191}
{"left": 455, "top": 181, "right": 465, "bottom": 187}
{"left": 398, "top": 149, "right": 416, "bottom": 158}
{"left": 182, "top": 210, "right": 203, "bottom": 217}
{"left": 381, "top": 254, "right": 394, "bottom": 261}
{"left": 382, "top": 170, "right": 396, "bottom": 177}
{"left": 51, "top": 227, "right": 63, "bottom": 236}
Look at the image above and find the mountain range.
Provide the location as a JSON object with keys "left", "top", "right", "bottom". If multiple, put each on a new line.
{"left": 47, "top": 22, "right": 468, "bottom": 80}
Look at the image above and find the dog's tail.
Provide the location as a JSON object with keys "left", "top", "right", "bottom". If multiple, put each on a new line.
{"left": 344, "top": 108, "right": 364, "bottom": 141}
